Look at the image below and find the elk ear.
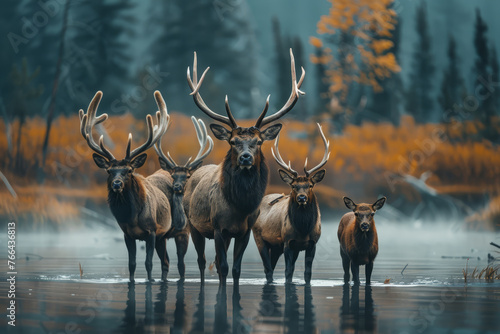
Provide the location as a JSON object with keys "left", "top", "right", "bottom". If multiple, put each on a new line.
{"left": 278, "top": 169, "right": 294, "bottom": 185}
{"left": 372, "top": 196, "right": 386, "bottom": 211}
{"left": 260, "top": 124, "right": 282, "bottom": 141}
{"left": 210, "top": 124, "right": 231, "bottom": 141}
{"left": 130, "top": 153, "right": 147, "bottom": 169}
{"left": 343, "top": 196, "right": 357, "bottom": 211}
{"left": 311, "top": 169, "right": 326, "bottom": 184}
{"left": 158, "top": 157, "right": 173, "bottom": 173}
{"left": 92, "top": 153, "right": 110, "bottom": 169}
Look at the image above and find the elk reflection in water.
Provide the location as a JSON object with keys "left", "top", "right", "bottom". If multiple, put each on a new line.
{"left": 340, "top": 284, "right": 376, "bottom": 333}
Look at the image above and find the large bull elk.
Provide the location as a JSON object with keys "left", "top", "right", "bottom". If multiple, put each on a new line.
{"left": 184, "top": 49, "right": 305, "bottom": 285}
{"left": 154, "top": 116, "right": 213, "bottom": 279}
{"left": 252, "top": 124, "right": 330, "bottom": 284}
{"left": 79, "top": 90, "right": 171, "bottom": 282}
{"left": 338, "top": 196, "right": 386, "bottom": 285}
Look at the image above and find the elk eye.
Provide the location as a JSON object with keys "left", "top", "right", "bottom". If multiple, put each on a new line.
{"left": 128, "top": 169, "right": 133, "bottom": 174}
{"left": 106, "top": 169, "right": 111, "bottom": 174}
{"left": 370, "top": 213, "right": 375, "bottom": 217}
{"left": 230, "top": 139, "right": 235, "bottom": 145}
{"left": 257, "top": 140, "right": 263, "bottom": 145}
{"left": 354, "top": 212, "right": 359, "bottom": 217}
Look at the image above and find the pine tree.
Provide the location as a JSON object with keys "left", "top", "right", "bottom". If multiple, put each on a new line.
{"left": 473, "top": 8, "right": 493, "bottom": 123}
{"left": 151, "top": 0, "right": 258, "bottom": 118}
{"left": 371, "top": 15, "right": 403, "bottom": 124}
{"left": 406, "top": 1, "right": 435, "bottom": 123}
{"left": 438, "top": 35, "right": 466, "bottom": 123}
{"left": 491, "top": 45, "right": 500, "bottom": 115}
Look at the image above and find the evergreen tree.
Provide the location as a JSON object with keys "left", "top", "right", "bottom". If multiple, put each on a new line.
{"left": 406, "top": 1, "right": 435, "bottom": 123}
{"left": 438, "top": 35, "right": 466, "bottom": 123}
{"left": 371, "top": 16, "right": 403, "bottom": 124}
{"left": 491, "top": 45, "right": 500, "bottom": 115}
{"left": 313, "top": 45, "right": 330, "bottom": 115}
{"left": 151, "top": 0, "right": 258, "bottom": 118}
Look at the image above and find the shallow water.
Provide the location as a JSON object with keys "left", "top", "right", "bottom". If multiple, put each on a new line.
{"left": 1, "top": 222, "right": 499, "bottom": 333}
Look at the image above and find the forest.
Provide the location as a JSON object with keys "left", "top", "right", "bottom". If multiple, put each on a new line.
{"left": 0, "top": 0, "right": 499, "bottom": 230}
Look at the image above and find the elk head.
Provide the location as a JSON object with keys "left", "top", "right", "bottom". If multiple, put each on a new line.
{"left": 187, "top": 48, "right": 305, "bottom": 170}
{"left": 343, "top": 197, "right": 386, "bottom": 232}
{"left": 155, "top": 116, "right": 214, "bottom": 194}
{"left": 79, "top": 90, "right": 170, "bottom": 193}
{"left": 272, "top": 123, "right": 330, "bottom": 206}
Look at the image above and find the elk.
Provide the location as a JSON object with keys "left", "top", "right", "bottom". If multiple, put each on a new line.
{"left": 154, "top": 116, "right": 214, "bottom": 279}
{"left": 79, "top": 90, "right": 172, "bottom": 283}
{"left": 338, "top": 196, "right": 386, "bottom": 285}
{"left": 252, "top": 123, "right": 330, "bottom": 284}
{"left": 183, "top": 48, "right": 305, "bottom": 285}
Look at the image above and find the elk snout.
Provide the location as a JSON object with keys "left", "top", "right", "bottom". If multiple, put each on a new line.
{"left": 238, "top": 152, "right": 253, "bottom": 168}
{"left": 112, "top": 179, "right": 123, "bottom": 192}
{"left": 173, "top": 184, "right": 183, "bottom": 194}
{"left": 360, "top": 222, "right": 370, "bottom": 231}
{"left": 296, "top": 194, "right": 308, "bottom": 205}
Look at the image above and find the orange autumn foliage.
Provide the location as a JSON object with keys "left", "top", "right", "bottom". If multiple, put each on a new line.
{"left": 0, "top": 113, "right": 499, "bottom": 228}
{"left": 311, "top": 0, "right": 400, "bottom": 96}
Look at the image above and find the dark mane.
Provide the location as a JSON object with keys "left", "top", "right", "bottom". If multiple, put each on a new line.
{"left": 108, "top": 174, "right": 145, "bottom": 224}
{"left": 220, "top": 150, "right": 268, "bottom": 216}
{"left": 354, "top": 227, "right": 375, "bottom": 253}
{"left": 288, "top": 194, "right": 319, "bottom": 236}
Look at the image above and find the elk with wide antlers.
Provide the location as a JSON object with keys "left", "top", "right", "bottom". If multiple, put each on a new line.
{"left": 252, "top": 123, "right": 330, "bottom": 284}
{"left": 183, "top": 48, "right": 305, "bottom": 285}
{"left": 154, "top": 116, "right": 213, "bottom": 279}
{"left": 79, "top": 90, "right": 173, "bottom": 283}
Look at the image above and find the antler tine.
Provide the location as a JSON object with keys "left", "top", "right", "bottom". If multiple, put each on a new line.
{"left": 154, "top": 120, "right": 177, "bottom": 170}
{"left": 79, "top": 91, "right": 116, "bottom": 161}
{"left": 127, "top": 91, "right": 170, "bottom": 161}
{"left": 187, "top": 52, "right": 235, "bottom": 127}
{"left": 224, "top": 95, "right": 237, "bottom": 128}
{"left": 271, "top": 132, "right": 298, "bottom": 176}
{"left": 186, "top": 117, "right": 214, "bottom": 169}
{"left": 305, "top": 123, "right": 331, "bottom": 176}
{"left": 254, "top": 95, "right": 270, "bottom": 128}
{"left": 259, "top": 48, "right": 306, "bottom": 127}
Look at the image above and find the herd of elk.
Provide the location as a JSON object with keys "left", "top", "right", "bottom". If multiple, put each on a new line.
{"left": 79, "top": 49, "right": 387, "bottom": 286}
{"left": 182, "top": 49, "right": 305, "bottom": 285}
{"left": 252, "top": 123, "right": 330, "bottom": 284}
{"left": 338, "top": 196, "right": 386, "bottom": 285}
{"left": 154, "top": 116, "right": 213, "bottom": 279}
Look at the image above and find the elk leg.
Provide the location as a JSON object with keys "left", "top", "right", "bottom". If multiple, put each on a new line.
{"left": 124, "top": 234, "right": 137, "bottom": 283}
{"left": 270, "top": 245, "right": 283, "bottom": 271}
{"left": 365, "top": 261, "right": 374, "bottom": 285}
{"left": 233, "top": 229, "right": 251, "bottom": 286}
{"left": 350, "top": 262, "right": 360, "bottom": 286}
{"left": 145, "top": 231, "right": 156, "bottom": 282}
{"left": 155, "top": 236, "right": 169, "bottom": 282}
{"left": 190, "top": 226, "right": 206, "bottom": 284}
{"left": 284, "top": 245, "right": 299, "bottom": 284}
{"left": 304, "top": 242, "right": 316, "bottom": 285}
{"left": 175, "top": 233, "right": 189, "bottom": 280}
{"left": 214, "top": 229, "right": 229, "bottom": 286}
{"left": 341, "top": 250, "right": 350, "bottom": 284}
{"left": 257, "top": 241, "right": 273, "bottom": 284}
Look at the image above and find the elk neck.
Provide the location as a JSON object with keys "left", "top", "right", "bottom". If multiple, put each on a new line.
{"left": 287, "top": 193, "right": 318, "bottom": 236}
{"left": 107, "top": 173, "right": 146, "bottom": 224}
{"left": 220, "top": 149, "right": 268, "bottom": 216}
{"left": 353, "top": 220, "right": 376, "bottom": 252}
{"left": 171, "top": 193, "right": 187, "bottom": 230}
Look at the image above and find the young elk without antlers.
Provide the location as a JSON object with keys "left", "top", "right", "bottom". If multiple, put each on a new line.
{"left": 183, "top": 48, "right": 305, "bottom": 285}
{"left": 154, "top": 116, "right": 213, "bottom": 279}
{"left": 338, "top": 196, "right": 386, "bottom": 285}
{"left": 79, "top": 90, "right": 173, "bottom": 283}
{"left": 252, "top": 124, "right": 330, "bottom": 284}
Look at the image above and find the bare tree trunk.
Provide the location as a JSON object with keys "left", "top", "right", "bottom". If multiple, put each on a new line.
{"left": 40, "top": 0, "right": 71, "bottom": 169}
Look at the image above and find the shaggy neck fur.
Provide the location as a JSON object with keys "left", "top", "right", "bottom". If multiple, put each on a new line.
{"left": 171, "top": 193, "right": 187, "bottom": 230}
{"left": 353, "top": 223, "right": 375, "bottom": 252}
{"left": 288, "top": 194, "right": 318, "bottom": 236}
{"left": 107, "top": 174, "right": 146, "bottom": 224}
{"left": 221, "top": 150, "right": 268, "bottom": 216}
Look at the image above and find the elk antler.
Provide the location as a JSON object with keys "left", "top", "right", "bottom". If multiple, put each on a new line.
{"left": 255, "top": 48, "right": 306, "bottom": 128}
{"left": 155, "top": 116, "right": 213, "bottom": 170}
{"left": 304, "top": 123, "right": 330, "bottom": 177}
{"left": 79, "top": 91, "right": 116, "bottom": 161}
{"left": 125, "top": 91, "right": 170, "bottom": 161}
{"left": 271, "top": 132, "right": 298, "bottom": 177}
{"left": 187, "top": 52, "right": 237, "bottom": 128}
